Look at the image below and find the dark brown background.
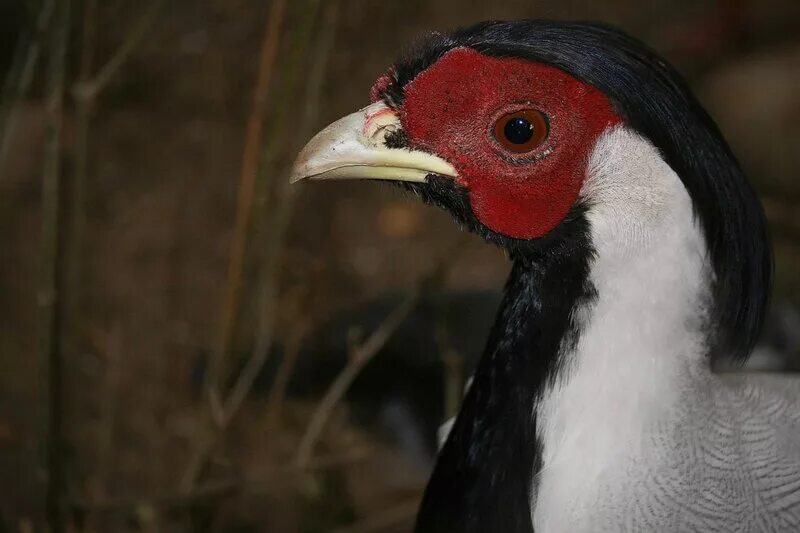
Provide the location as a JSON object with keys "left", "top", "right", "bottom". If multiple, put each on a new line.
{"left": 1, "top": 0, "right": 798, "bottom": 531}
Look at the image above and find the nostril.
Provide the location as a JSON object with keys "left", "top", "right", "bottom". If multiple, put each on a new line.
{"left": 363, "top": 103, "right": 402, "bottom": 145}
{"left": 370, "top": 123, "right": 400, "bottom": 144}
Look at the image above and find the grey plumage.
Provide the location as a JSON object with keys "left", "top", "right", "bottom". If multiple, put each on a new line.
{"left": 593, "top": 372, "right": 800, "bottom": 532}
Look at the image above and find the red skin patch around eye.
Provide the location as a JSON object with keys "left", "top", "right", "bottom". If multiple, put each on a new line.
{"left": 399, "top": 47, "right": 621, "bottom": 239}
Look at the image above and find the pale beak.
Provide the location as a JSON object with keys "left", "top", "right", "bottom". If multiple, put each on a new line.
{"left": 290, "top": 101, "right": 457, "bottom": 183}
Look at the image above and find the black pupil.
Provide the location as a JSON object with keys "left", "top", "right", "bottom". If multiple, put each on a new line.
{"left": 503, "top": 117, "right": 534, "bottom": 144}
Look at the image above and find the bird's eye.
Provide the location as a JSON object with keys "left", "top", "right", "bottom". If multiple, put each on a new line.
{"left": 493, "top": 109, "right": 549, "bottom": 153}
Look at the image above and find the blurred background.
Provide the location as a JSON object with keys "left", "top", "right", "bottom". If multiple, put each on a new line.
{"left": 1, "top": 0, "right": 798, "bottom": 531}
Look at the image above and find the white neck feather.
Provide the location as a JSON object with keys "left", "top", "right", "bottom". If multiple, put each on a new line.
{"left": 532, "top": 126, "right": 714, "bottom": 530}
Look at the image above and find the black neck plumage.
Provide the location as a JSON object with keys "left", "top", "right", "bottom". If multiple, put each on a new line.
{"left": 414, "top": 226, "right": 595, "bottom": 533}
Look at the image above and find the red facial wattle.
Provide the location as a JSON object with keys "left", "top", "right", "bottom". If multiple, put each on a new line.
{"left": 375, "top": 47, "right": 622, "bottom": 240}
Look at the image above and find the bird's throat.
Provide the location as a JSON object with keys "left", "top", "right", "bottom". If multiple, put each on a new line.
{"left": 415, "top": 236, "right": 595, "bottom": 533}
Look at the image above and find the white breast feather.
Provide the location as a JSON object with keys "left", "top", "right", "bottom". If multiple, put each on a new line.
{"left": 532, "top": 126, "right": 800, "bottom": 532}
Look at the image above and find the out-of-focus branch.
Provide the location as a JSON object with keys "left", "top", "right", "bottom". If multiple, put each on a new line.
{"left": 63, "top": 0, "right": 96, "bottom": 361}
{"left": 66, "top": 0, "right": 163, "bottom": 361}
{"left": 75, "top": 448, "right": 369, "bottom": 514}
{"left": 331, "top": 499, "right": 420, "bottom": 533}
{"left": 0, "top": 35, "right": 31, "bottom": 173}
{"left": 78, "top": 0, "right": 97, "bottom": 77}
{"left": 294, "top": 293, "right": 419, "bottom": 467}
{"left": 0, "top": 0, "right": 54, "bottom": 178}
{"left": 435, "top": 320, "right": 464, "bottom": 420}
{"left": 266, "top": 290, "right": 312, "bottom": 424}
{"left": 225, "top": 0, "right": 332, "bottom": 428}
{"left": 93, "top": 325, "right": 122, "bottom": 500}
{"left": 181, "top": 0, "right": 331, "bottom": 491}
{"left": 295, "top": 239, "right": 464, "bottom": 467}
{"left": 72, "top": 0, "right": 164, "bottom": 100}
{"left": 204, "top": 0, "right": 289, "bottom": 402}
{"left": 39, "top": 0, "right": 70, "bottom": 531}
{"left": 59, "top": 4, "right": 162, "bottom": 515}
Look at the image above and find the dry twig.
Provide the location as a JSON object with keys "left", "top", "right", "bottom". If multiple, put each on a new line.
{"left": 225, "top": 0, "right": 332, "bottom": 430}
{"left": 204, "top": 0, "right": 289, "bottom": 401}
{"left": 39, "top": 1, "right": 70, "bottom": 530}
{"left": 61, "top": 1, "right": 164, "bottom": 518}
{"left": 62, "top": 0, "right": 97, "bottom": 357}
{"left": 180, "top": 0, "right": 331, "bottom": 491}
{"left": 93, "top": 325, "right": 123, "bottom": 500}
{"left": 0, "top": 0, "right": 54, "bottom": 177}
{"left": 266, "top": 294, "right": 312, "bottom": 424}
{"left": 71, "top": 0, "right": 165, "bottom": 100}
{"left": 295, "top": 238, "right": 465, "bottom": 467}
{"left": 74, "top": 448, "right": 370, "bottom": 514}
{"left": 331, "top": 499, "right": 420, "bottom": 533}
{"left": 435, "top": 320, "right": 465, "bottom": 420}
{"left": 66, "top": 0, "right": 164, "bottom": 359}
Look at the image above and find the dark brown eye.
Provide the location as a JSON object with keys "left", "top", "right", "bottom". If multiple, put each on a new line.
{"left": 493, "top": 109, "right": 549, "bottom": 153}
